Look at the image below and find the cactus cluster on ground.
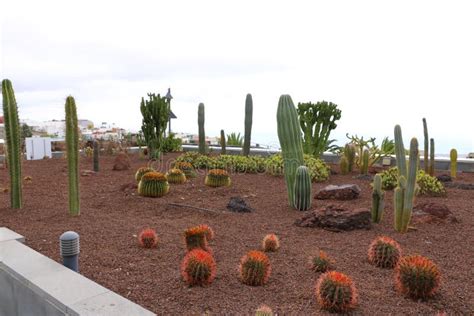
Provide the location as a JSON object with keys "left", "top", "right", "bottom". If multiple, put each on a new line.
{"left": 173, "top": 161, "right": 197, "bottom": 178}
{"left": 166, "top": 168, "right": 186, "bottom": 184}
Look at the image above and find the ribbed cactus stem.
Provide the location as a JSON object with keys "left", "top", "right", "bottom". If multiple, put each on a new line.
{"left": 339, "top": 156, "right": 349, "bottom": 175}
{"left": 277, "top": 95, "right": 305, "bottom": 207}
{"left": 450, "top": 148, "right": 457, "bottom": 178}
{"left": 345, "top": 144, "right": 355, "bottom": 172}
{"left": 243, "top": 93, "right": 253, "bottom": 156}
{"left": 198, "top": 103, "right": 206, "bottom": 154}
{"left": 371, "top": 174, "right": 384, "bottom": 223}
{"left": 360, "top": 148, "right": 369, "bottom": 175}
{"left": 93, "top": 140, "right": 99, "bottom": 172}
{"left": 1, "top": 79, "right": 22, "bottom": 209}
{"left": 422, "top": 118, "right": 429, "bottom": 173}
{"left": 429, "top": 138, "right": 435, "bottom": 176}
{"left": 220, "top": 129, "right": 226, "bottom": 155}
{"left": 394, "top": 125, "right": 407, "bottom": 178}
{"left": 294, "top": 165, "right": 312, "bottom": 211}
{"left": 65, "top": 96, "right": 80, "bottom": 216}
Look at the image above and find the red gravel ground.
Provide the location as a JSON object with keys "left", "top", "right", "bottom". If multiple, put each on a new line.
{"left": 1, "top": 153, "right": 473, "bottom": 315}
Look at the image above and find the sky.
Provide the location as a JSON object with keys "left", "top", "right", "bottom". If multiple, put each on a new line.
{"left": 1, "top": 0, "right": 473, "bottom": 154}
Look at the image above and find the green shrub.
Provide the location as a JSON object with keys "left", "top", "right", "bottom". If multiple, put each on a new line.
{"left": 264, "top": 154, "right": 329, "bottom": 182}
{"left": 379, "top": 167, "right": 446, "bottom": 196}
{"left": 162, "top": 133, "right": 182, "bottom": 153}
{"left": 379, "top": 167, "right": 399, "bottom": 190}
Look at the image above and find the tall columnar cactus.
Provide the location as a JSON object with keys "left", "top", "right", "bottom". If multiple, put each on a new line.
{"left": 243, "top": 93, "right": 253, "bottom": 156}
{"left": 360, "top": 148, "right": 369, "bottom": 175}
{"left": 65, "top": 96, "right": 80, "bottom": 216}
{"left": 140, "top": 93, "right": 169, "bottom": 159}
{"left": 2, "top": 79, "right": 22, "bottom": 209}
{"left": 429, "top": 138, "right": 435, "bottom": 176}
{"left": 450, "top": 148, "right": 457, "bottom": 178}
{"left": 220, "top": 129, "right": 226, "bottom": 155}
{"left": 371, "top": 174, "right": 385, "bottom": 223}
{"left": 344, "top": 144, "right": 356, "bottom": 172}
{"left": 394, "top": 129, "right": 418, "bottom": 233}
{"left": 339, "top": 156, "right": 349, "bottom": 175}
{"left": 394, "top": 125, "right": 407, "bottom": 178}
{"left": 422, "top": 118, "right": 429, "bottom": 173}
{"left": 277, "top": 95, "right": 305, "bottom": 207}
{"left": 198, "top": 103, "right": 206, "bottom": 154}
{"left": 294, "top": 165, "right": 312, "bottom": 211}
{"left": 93, "top": 140, "right": 99, "bottom": 172}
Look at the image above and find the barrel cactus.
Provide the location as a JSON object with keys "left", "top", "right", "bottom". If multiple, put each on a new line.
{"left": 293, "top": 165, "right": 312, "bottom": 211}
{"left": 276, "top": 95, "right": 305, "bottom": 207}
{"left": 371, "top": 174, "right": 385, "bottom": 223}
{"left": 173, "top": 161, "right": 197, "bottom": 179}
{"left": 262, "top": 234, "right": 280, "bottom": 252}
{"left": 166, "top": 168, "right": 186, "bottom": 184}
{"left": 255, "top": 305, "right": 273, "bottom": 316}
{"left": 138, "top": 228, "right": 158, "bottom": 248}
{"left": 450, "top": 148, "right": 457, "bottom": 178}
{"left": 395, "top": 255, "right": 440, "bottom": 299}
{"left": 138, "top": 172, "right": 169, "bottom": 197}
{"left": 240, "top": 250, "right": 271, "bottom": 286}
{"left": 1, "top": 79, "right": 22, "bottom": 209}
{"left": 181, "top": 249, "right": 216, "bottom": 286}
{"left": 311, "top": 250, "right": 334, "bottom": 273}
{"left": 184, "top": 224, "right": 214, "bottom": 253}
{"left": 368, "top": 236, "right": 401, "bottom": 268}
{"left": 135, "top": 167, "right": 155, "bottom": 182}
{"left": 205, "top": 169, "right": 231, "bottom": 187}
{"left": 315, "top": 271, "right": 357, "bottom": 313}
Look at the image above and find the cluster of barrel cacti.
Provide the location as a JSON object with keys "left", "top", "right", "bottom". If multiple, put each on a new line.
{"left": 311, "top": 251, "right": 334, "bottom": 273}
{"left": 239, "top": 250, "right": 271, "bottom": 286}
{"left": 173, "top": 161, "right": 197, "bottom": 178}
{"left": 138, "top": 228, "right": 159, "bottom": 248}
{"left": 137, "top": 172, "right": 169, "bottom": 197}
{"left": 65, "top": 96, "right": 80, "bottom": 216}
{"left": 276, "top": 95, "right": 312, "bottom": 210}
{"left": 395, "top": 255, "right": 441, "bottom": 299}
{"left": 262, "top": 234, "right": 280, "bottom": 252}
{"left": 181, "top": 248, "right": 217, "bottom": 286}
{"left": 2, "top": 79, "right": 22, "bottom": 209}
{"left": 184, "top": 224, "right": 214, "bottom": 253}
{"left": 393, "top": 125, "right": 418, "bottom": 233}
{"left": 367, "top": 236, "right": 401, "bottom": 268}
{"left": 204, "top": 169, "right": 231, "bottom": 187}
{"left": 315, "top": 271, "right": 358, "bottom": 313}
{"left": 371, "top": 174, "right": 385, "bottom": 223}
{"left": 166, "top": 168, "right": 186, "bottom": 184}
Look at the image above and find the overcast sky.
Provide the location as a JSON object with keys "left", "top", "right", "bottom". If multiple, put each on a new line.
{"left": 1, "top": 0, "right": 473, "bottom": 154}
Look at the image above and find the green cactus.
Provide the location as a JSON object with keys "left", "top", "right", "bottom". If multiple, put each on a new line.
{"left": 371, "top": 174, "right": 385, "bottom": 223}
{"left": 394, "top": 128, "right": 418, "bottom": 233}
{"left": 93, "top": 140, "right": 99, "bottom": 172}
{"left": 450, "top": 148, "right": 457, "bottom": 178}
{"left": 429, "top": 138, "right": 435, "bottom": 176}
{"left": 344, "top": 143, "right": 356, "bottom": 172}
{"left": 360, "top": 148, "right": 369, "bottom": 175}
{"left": 220, "top": 129, "right": 226, "bottom": 155}
{"left": 1, "top": 79, "right": 22, "bottom": 209}
{"left": 422, "top": 118, "right": 429, "bottom": 173}
{"left": 339, "top": 156, "right": 349, "bottom": 175}
{"left": 138, "top": 172, "right": 169, "bottom": 197}
{"left": 65, "top": 96, "right": 80, "bottom": 216}
{"left": 394, "top": 125, "right": 407, "bottom": 178}
{"left": 198, "top": 103, "right": 206, "bottom": 154}
{"left": 294, "top": 165, "right": 312, "bottom": 211}
{"left": 277, "top": 95, "right": 305, "bottom": 207}
{"left": 243, "top": 93, "right": 253, "bottom": 156}
{"left": 140, "top": 93, "right": 169, "bottom": 159}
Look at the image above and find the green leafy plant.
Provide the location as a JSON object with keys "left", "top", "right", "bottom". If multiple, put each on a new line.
{"left": 297, "top": 101, "right": 341, "bottom": 157}
{"left": 227, "top": 132, "right": 244, "bottom": 147}
{"left": 417, "top": 170, "right": 446, "bottom": 196}
{"left": 162, "top": 133, "right": 182, "bottom": 153}
{"left": 140, "top": 93, "right": 169, "bottom": 159}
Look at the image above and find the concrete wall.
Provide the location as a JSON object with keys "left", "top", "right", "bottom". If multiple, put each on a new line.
{"left": 0, "top": 228, "right": 155, "bottom": 316}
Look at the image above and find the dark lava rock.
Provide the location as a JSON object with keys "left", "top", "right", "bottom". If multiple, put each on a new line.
{"left": 353, "top": 174, "right": 373, "bottom": 181}
{"left": 437, "top": 174, "right": 452, "bottom": 182}
{"left": 227, "top": 197, "right": 254, "bottom": 213}
{"left": 113, "top": 152, "right": 131, "bottom": 171}
{"left": 295, "top": 205, "right": 371, "bottom": 232}
{"left": 413, "top": 202, "right": 458, "bottom": 224}
{"left": 315, "top": 184, "right": 361, "bottom": 200}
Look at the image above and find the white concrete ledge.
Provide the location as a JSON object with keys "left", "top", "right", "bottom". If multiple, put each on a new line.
{"left": 0, "top": 228, "right": 155, "bottom": 316}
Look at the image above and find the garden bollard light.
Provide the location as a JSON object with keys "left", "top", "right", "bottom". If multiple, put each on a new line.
{"left": 60, "top": 231, "right": 80, "bottom": 272}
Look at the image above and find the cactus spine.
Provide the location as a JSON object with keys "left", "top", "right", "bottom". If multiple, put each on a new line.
{"left": 2, "top": 80, "right": 22, "bottom": 209}
{"left": 371, "top": 174, "right": 384, "bottom": 223}
{"left": 65, "top": 96, "right": 80, "bottom": 216}
{"left": 294, "top": 166, "right": 312, "bottom": 211}
{"left": 276, "top": 95, "right": 304, "bottom": 207}
{"left": 360, "top": 148, "right": 369, "bottom": 175}
{"left": 243, "top": 93, "right": 253, "bottom": 156}
{"left": 394, "top": 127, "right": 418, "bottom": 233}
{"left": 429, "top": 138, "right": 435, "bottom": 176}
{"left": 93, "top": 140, "right": 99, "bottom": 172}
{"left": 422, "top": 118, "right": 429, "bottom": 173}
{"left": 198, "top": 103, "right": 206, "bottom": 154}
{"left": 220, "top": 129, "right": 226, "bottom": 155}
{"left": 450, "top": 148, "right": 457, "bottom": 178}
